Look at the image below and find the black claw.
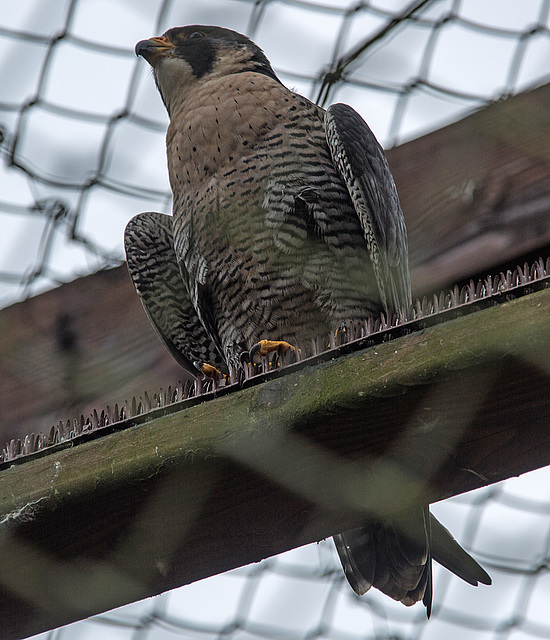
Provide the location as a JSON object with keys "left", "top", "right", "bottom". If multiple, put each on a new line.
{"left": 240, "top": 350, "right": 251, "bottom": 365}
{"left": 193, "top": 360, "right": 203, "bottom": 373}
{"left": 248, "top": 343, "right": 261, "bottom": 362}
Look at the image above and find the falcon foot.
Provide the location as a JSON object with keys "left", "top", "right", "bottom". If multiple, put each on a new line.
{"left": 334, "top": 324, "right": 347, "bottom": 343}
{"left": 241, "top": 340, "right": 299, "bottom": 373}
{"left": 249, "top": 339, "right": 295, "bottom": 361}
{"left": 194, "top": 361, "right": 228, "bottom": 383}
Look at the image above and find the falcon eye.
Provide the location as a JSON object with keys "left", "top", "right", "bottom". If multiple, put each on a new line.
{"left": 188, "top": 32, "right": 205, "bottom": 39}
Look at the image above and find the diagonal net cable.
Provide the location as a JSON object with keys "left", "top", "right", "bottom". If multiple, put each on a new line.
{"left": 1, "top": 0, "right": 550, "bottom": 306}
{"left": 1, "top": 1, "right": 550, "bottom": 639}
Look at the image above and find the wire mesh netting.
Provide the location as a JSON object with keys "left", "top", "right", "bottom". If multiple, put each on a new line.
{"left": 1, "top": 0, "right": 550, "bottom": 306}
{"left": 1, "top": 0, "right": 550, "bottom": 638}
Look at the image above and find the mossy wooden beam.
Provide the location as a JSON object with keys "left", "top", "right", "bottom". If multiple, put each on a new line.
{"left": 1, "top": 288, "right": 549, "bottom": 640}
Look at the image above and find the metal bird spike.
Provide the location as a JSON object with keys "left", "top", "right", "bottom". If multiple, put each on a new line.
{"left": 3, "top": 261, "right": 548, "bottom": 466}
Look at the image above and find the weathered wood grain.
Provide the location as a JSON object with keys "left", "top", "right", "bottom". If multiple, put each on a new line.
{"left": 1, "top": 287, "right": 549, "bottom": 640}
{"left": 388, "top": 82, "right": 550, "bottom": 293}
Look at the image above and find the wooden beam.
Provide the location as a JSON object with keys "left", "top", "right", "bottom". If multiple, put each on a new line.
{"left": 1, "top": 287, "right": 549, "bottom": 640}
{"left": 2, "top": 86, "right": 550, "bottom": 449}
{"left": 387, "top": 82, "right": 550, "bottom": 294}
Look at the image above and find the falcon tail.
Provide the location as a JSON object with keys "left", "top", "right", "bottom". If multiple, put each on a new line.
{"left": 333, "top": 507, "right": 490, "bottom": 617}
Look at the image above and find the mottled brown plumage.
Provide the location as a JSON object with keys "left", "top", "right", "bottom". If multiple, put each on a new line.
{"left": 126, "top": 25, "right": 490, "bottom": 614}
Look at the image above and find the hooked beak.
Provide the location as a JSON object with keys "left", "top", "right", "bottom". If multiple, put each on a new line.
{"left": 135, "top": 36, "right": 175, "bottom": 64}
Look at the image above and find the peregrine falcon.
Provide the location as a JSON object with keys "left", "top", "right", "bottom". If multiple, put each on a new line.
{"left": 126, "top": 25, "right": 490, "bottom": 614}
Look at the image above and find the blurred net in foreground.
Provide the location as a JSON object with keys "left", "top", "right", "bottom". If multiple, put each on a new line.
{"left": 2, "top": 1, "right": 550, "bottom": 639}
{"left": 1, "top": 0, "right": 550, "bottom": 306}
{"left": 31, "top": 468, "right": 550, "bottom": 640}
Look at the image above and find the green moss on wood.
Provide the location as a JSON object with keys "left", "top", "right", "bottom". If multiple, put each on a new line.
{"left": 1, "top": 288, "right": 549, "bottom": 521}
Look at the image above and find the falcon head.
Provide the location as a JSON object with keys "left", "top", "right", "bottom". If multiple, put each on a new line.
{"left": 135, "top": 25, "right": 280, "bottom": 114}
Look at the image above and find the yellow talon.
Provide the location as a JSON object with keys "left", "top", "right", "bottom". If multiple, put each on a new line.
{"left": 248, "top": 339, "right": 300, "bottom": 364}
{"left": 255, "top": 339, "right": 295, "bottom": 356}
{"left": 194, "top": 361, "right": 227, "bottom": 382}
